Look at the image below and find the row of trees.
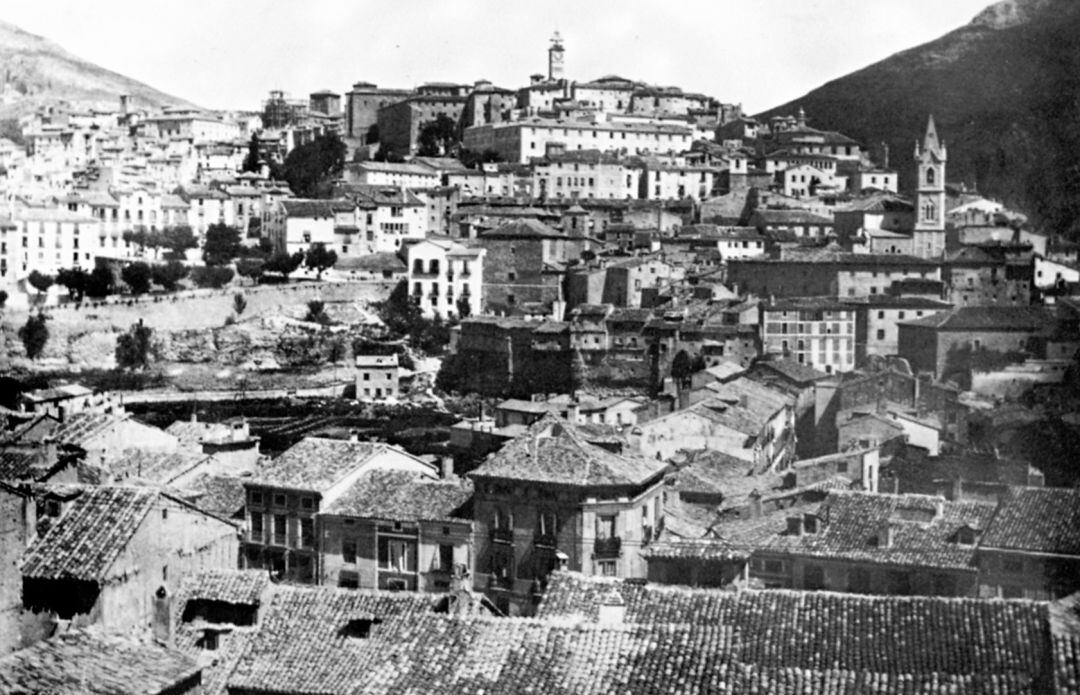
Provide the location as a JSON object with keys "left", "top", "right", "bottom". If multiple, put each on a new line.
{"left": 18, "top": 311, "right": 158, "bottom": 371}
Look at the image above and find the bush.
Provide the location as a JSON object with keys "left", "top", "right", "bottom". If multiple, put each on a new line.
{"left": 151, "top": 261, "right": 189, "bottom": 291}
{"left": 203, "top": 223, "right": 243, "bottom": 266}
{"left": 304, "top": 299, "right": 332, "bottom": 325}
{"left": 85, "top": 266, "right": 115, "bottom": 298}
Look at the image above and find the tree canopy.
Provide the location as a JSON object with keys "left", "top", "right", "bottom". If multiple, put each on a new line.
{"left": 56, "top": 268, "right": 89, "bottom": 302}
{"left": 264, "top": 251, "right": 305, "bottom": 278}
{"left": 121, "top": 262, "right": 153, "bottom": 295}
{"left": 282, "top": 134, "right": 346, "bottom": 198}
{"left": 305, "top": 243, "right": 338, "bottom": 278}
{"left": 115, "top": 320, "right": 154, "bottom": 370}
{"left": 18, "top": 313, "right": 48, "bottom": 359}
{"left": 203, "top": 223, "right": 243, "bottom": 266}
{"left": 151, "top": 262, "right": 189, "bottom": 291}
{"left": 417, "top": 114, "right": 460, "bottom": 157}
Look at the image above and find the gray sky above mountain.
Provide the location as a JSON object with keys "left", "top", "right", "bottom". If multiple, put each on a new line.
{"left": 3, "top": 0, "right": 992, "bottom": 113}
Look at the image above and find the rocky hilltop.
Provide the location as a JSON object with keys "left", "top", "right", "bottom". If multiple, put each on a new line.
{"left": 757, "top": 0, "right": 1080, "bottom": 236}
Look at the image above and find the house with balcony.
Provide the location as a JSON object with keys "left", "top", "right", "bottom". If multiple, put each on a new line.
{"left": 406, "top": 237, "right": 485, "bottom": 319}
{"left": 467, "top": 416, "right": 667, "bottom": 615}
{"left": 241, "top": 435, "right": 436, "bottom": 584}
{"left": 318, "top": 469, "right": 473, "bottom": 593}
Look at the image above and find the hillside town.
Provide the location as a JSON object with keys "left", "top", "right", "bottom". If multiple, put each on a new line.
{"left": 1, "top": 26, "right": 1080, "bottom": 695}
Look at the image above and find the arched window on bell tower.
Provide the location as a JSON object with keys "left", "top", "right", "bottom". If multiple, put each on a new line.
{"left": 926, "top": 167, "right": 936, "bottom": 185}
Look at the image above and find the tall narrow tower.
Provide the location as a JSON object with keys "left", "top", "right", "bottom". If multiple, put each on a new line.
{"left": 913, "top": 115, "right": 947, "bottom": 258}
{"left": 548, "top": 31, "right": 565, "bottom": 81}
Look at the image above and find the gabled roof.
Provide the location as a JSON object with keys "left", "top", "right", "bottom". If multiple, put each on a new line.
{"left": 0, "top": 629, "right": 201, "bottom": 695}
{"left": 536, "top": 572, "right": 1053, "bottom": 690}
{"left": 470, "top": 416, "right": 666, "bottom": 488}
{"left": 323, "top": 470, "right": 472, "bottom": 522}
{"left": 479, "top": 217, "right": 567, "bottom": 239}
{"left": 249, "top": 436, "right": 405, "bottom": 492}
{"left": 762, "top": 490, "right": 997, "bottom": 570}
{"left": 981, "top": 487, "right": 1080, "bottom": 555}
{"left": 899, "top": 306, "right": 1059, "bottom": 332}
{"left": 280, "top": 198, "right": 345, "bottom": 218}
{"left": 180, "top": 568, "right": 269, "bottom": 606}
{"left": 22, "top": 486, "right": 160, "bottom": 581}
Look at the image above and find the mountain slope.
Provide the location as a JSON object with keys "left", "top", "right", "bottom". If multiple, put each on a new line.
{"left": 0, "top": 20, "right": 198, "bottom": 119}
{"left": 757, "top": 0, "right": 1080, "bottom": 235}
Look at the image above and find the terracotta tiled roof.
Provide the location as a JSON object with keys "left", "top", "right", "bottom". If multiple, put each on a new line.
{"left": 479, "top": 218, "right": 568, "bottom": 239}
{"left": 225, "top": 584, "right": 439, "bottom": 694}
{"left": 180, "top": 568, "right": 269, "bottom": 606}
{"left": 0, "top": 450, "right": 41, "bottom": 480}
{"left": 981, "top": 487, "right": 1080, "bottom": 555}
{"left": 469, "top": 416, "right": 666, "bottom": 488}
{"left": 898, "top": 306, "right": 1060, "bottom": 332}
{"left": 760, "top": 490, "right": 997, "bottom": 571}
{"left": 108, "top": 448, "right": 209, "bottom": 484}
{"left": 536, "top": 573, "right": 1052, "bottom": 690}
{"left": 22, "top": 486, "right": 160, "bottom": 581}
{"left": 250, "top": 436, "right": 396, "bottom": 491}
{"left": 323, "top": 470, "right": 472, "bottom": 522}
{"left": 0, "top": 629, "right": 200, "bottom": 695}
{"left": 177, "top": 473, "right": 247, "bottom": 518}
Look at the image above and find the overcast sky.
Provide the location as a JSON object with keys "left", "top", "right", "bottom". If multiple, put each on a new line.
{"left": 4, "top": 0, "right": 994, "bottom": 113}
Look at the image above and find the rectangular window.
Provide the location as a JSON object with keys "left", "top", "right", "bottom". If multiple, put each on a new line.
{"left": 378, "top": 537, "right": 417, "bottom": 573}
{"left": 250, "top": 512, "right": 263, "bottom": 541}
{"left": 597, "top": 560, "right": 617, "bottom": 577}
{"left": 596, "top": 514, "right": 616, "bottom": 539}
{"left": 300, "top": 518, "right": 314, "bottom": 548}
{"left": 273, "top": 514, "right": 287, "bottom": 545}
{"left": 342, "top": 539, "right": 357, "bottom": 564}
{"left": 438, "top": 543, "right": 454, "bottom": 572}
{"left": 273, "top": 493, "right": 286, "bottom": 507}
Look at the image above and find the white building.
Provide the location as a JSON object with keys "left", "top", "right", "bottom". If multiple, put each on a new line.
{"left": 462, "top": 118, "right": 694, "bottom": 165}
{"left": 406, "top": 238, "right": 485, "bottom": 319}
{"left": 762, "top": 297, "right": 857, "bottom": 375}
{"left": 343, "top": 161, "right": 440, "bottom": 189}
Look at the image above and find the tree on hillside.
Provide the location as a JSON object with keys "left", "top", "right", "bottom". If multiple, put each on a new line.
{"left": 27, "top": 270, "right": 53, "bottom": 295}
{"left": 671, "top": 349, "right": 693, "bottom": 390}
{"left": 233, "top": 292, "right": 247, "bottom": 317}
{"left": 85, "top": 266, "right": 115, "bottom": 298}
{"left": 0, "top": 290, "right": 7, "bottom": 309}
{"left": 162, "top": 225, "right": 198, "bottom": 261}
{"left": 18, "top": 313, "right": 48, "bottom": 359}
{"left": 203, "top": 223, "right": 243, "bottom": 266}
{"left": 304, "top": 299, "right": 332, "bottom": 325}
{"left": 377, "top": 280, "right": 423, "bottom": 337}
{"left": 264, "top": 251, "right": 304, "bottom": 278}
{"left": 190, "top": 266, "right": 234, "bottom": 289}
{"left": 121, "top": 262, "right": 153, "bottom": 295}
{"left": 455, "top": 295, "right": 472, "bottom": 319}
{"left": 459, "top": 148, "right": 504, "bottom": 169}
{"left": 242, "top": 133, "right": 261, "bottom": 173}
{"left": 305, "top": 243, "right": 338, "bottom": 279}
{"left": 236, "top": 257, "right": 265, "bottom": 283}
{"left": 417, "top": 114, "right": 460, "bottom": 157}
{"left": 56, "top": 267, "right": 89, "bottom": 302}
{"left": 115, "top": 320, "right": 153, "bottom": 370}
{"left": 151, "top": 261, "right": 189, "bottom": 291}
{"left": 282, "top": 133, "right": 346, "bottom": 198}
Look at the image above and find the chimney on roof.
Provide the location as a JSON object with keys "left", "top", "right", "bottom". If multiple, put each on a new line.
{"left": 748, "top": 490, "right": 763, "bottom": 519}
{"left": 440, "top": 456, "right": 455, "bottom": 480}
{"left": 348, "top": 429, "right": 360, "bottom": 443}
{"left": 786, "top": 515, "right": 804, "bottom": 536}
{"left": 43, "top": 438, "right": 57, "bottom": 466}
{"left": 597, "top": 586, "right": 626, "bottom": 625}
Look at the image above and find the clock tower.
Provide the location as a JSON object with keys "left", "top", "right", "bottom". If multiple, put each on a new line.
{"left": 913, "top": 115, "right": 947, "bottom": 259}
{"left": 548, "top": 31, "right": 565, "bottom": 81}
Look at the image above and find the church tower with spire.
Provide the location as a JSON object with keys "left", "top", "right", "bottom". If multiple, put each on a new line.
{"left": 912, "top": 115, "right": 947, "bottom": 258}
{"left": 548, "top": 31, "right": 565, "bottom": 81}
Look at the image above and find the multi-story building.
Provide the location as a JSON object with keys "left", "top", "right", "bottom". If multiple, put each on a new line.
{"left": 843, "top": 295, "right": 953, "bottom": 363}
{"left": 241, "top": 435, "right": 436, "bottom": 584}
{"left": 343, "top": 161, "right": 440, "bottom": 189}
{"left": 762, "top": 297, "right": 857, "bottom": 374}
{"left": 343, "top": 82, "right": 413, "bottom": 143}
{"left": 728, "top": 252, "right": 941, "bottom": 299}
{"left": 376, "top": 94, "right": 468, "bottom": 156}
{"left": 342, "top": 184, "right": 427, "bottom": 254}
{"left": 354, "top": 354, "right": 401, "bottom": 400}
{"left": 942, "top": 246, "right": 1033, "bottom": 307}
{"left": 0, "top": 206, "right": 103, "bottom": 294}
{"left": 468, "top": 417, "right": 667, "bottom": 615}
{"left": 636, "top": 158, "right": 721, "bottom": 200}
{"left": 462, "top": 119, "right": 694, "bottom": 165}
{"left": 318, "top": 469, "right": 473, "bottom": 592}
{"left": 531, "top": 147, "right": 638, "bottom": 200}
{"left": 406, "top": 238, "right": 485, "bottom": 319}
{"left": 475, "top": 218, "right": 569, "bottom": 313}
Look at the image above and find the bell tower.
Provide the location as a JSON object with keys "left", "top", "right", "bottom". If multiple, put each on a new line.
{"left": 913, "top": 115, "right": 946, "bottom": 258}
{"left": 548, "top": 31, "right": 565, "bottom": 81}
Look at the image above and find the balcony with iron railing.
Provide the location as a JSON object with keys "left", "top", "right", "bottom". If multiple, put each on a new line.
{"left": 593, "top": 536, "right": 622, "bottom": 558}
